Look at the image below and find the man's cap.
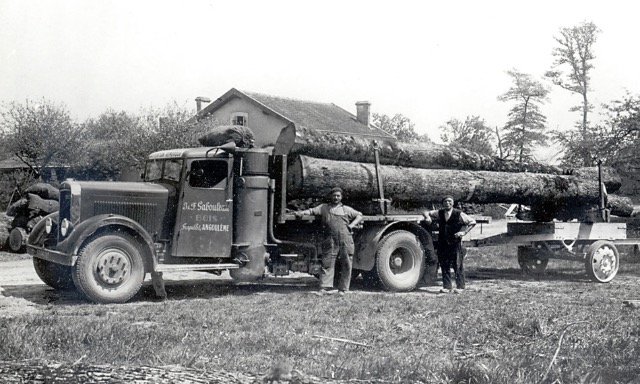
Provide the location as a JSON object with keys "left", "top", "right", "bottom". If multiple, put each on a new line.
{"left": 441, "top": 195, "right": 454, "bottom": 202}
{"left": 331, "top": 187, "right": 343, "bottom": 194}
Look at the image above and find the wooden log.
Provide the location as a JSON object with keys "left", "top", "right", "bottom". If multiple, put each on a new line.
{"left": 6, "top": 197, "right": 28, "bottom": 217}
{"left": 25, "top": 182, "right": 60, "bottom": 201}
{"left": 287, "top": 155, "right": 604, "bottom": 212}
{"left": 608, "top": 194, "right": 634, "bottom": 217}
{"left": 291, "top": 128, "right": 622, "bottom": 192}
{"left": 26, "top": 193, "right": 59, "bottom": 216}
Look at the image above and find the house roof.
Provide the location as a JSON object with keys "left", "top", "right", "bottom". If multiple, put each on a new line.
{"left": 197, "top": 88, "right": 394, "bottom": 140}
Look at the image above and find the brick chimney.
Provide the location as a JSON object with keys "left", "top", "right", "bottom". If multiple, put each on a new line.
{"left": 356, "top": 101, "right": 371, "bottom": 127}
{"left": 195, "top": 96, "right": 211, "bottom": 113}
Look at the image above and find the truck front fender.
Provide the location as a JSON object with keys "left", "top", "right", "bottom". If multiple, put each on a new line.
{"left": 28, "top": 212, "right": 59, "bottom": 247}
{"left": 56, "top": 214, "right": 157, "bottom": 271}
{"left": 353, "top": 222, "right": 433, "bottom": 272}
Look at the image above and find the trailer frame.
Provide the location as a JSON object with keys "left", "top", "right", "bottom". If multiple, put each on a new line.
{"left": 467, "top": 220, "right": 640, "bottom": 283}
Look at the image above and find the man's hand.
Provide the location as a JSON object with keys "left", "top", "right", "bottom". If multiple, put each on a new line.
{"left": 454, "top": 231, "right": 466, "bottom": 238}
{"left": 294, "top": 211, "right": 304, "bottom": 218}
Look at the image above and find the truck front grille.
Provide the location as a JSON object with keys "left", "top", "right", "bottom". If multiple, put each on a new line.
{"left": 59, "top": 189, "right": 71, "bottom": 222}
{"left": 94, "top": 201, "right": 158, "bottom": 232}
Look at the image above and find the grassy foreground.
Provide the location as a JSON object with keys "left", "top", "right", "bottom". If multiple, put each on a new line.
{"left": 1, "top": 246, "right": 639, "bottom": 383}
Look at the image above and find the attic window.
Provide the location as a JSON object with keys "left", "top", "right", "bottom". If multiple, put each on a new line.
{"left": 231, "top": 112, "right": 248, "bottom": 126}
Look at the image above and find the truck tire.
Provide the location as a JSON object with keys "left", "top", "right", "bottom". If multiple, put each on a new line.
{"left": 585, "top": 240, "right": 619, "bottom": 283}
{"left": 8, "top": 227, "right": 27, "bottom": 253}
{"left": 373, "top": 230, "right": 423, "bottom": 291}
{"left": 33, "top": 258, "right": 75, "bottom": 290}
{"left": 72, "top": 232, "right": 145, "bottom": 303}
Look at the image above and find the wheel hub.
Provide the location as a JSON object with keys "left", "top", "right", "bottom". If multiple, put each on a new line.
{"left": 391, "top": 255, "right": 404, "bottom": 268}
{"left": 595, "top": 247, "right": 615, "bottom": 275}
{"left": 96, "top": 250, "right": 130, "bottom": 285}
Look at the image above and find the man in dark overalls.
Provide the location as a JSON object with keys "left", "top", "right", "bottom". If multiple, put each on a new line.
{"left": 295, "top": 187, "right": 363, "bottom": 296}
{"left": 422, "top": 195, "right": 476, "bottom": 293}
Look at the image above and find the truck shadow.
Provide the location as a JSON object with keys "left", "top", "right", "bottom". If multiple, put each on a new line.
{"left": 0, "top": 267, "right": 599, "bottom": 307}
{"left": 467, "top": 266, "right": 593, "bottom": 283}
{"left": 137, "top": 274, "right": 321, "bottom": 302}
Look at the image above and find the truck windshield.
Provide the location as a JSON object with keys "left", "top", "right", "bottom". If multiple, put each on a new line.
{"left": 144, "top": 159, "right": 183, "bottom": 182}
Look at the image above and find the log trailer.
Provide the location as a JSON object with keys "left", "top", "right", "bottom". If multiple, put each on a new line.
{"left": 466, "top": 163, "right": 639, "bottom": 284}
{"left": 26, "top": 135, "right": 433, "bottom": 303}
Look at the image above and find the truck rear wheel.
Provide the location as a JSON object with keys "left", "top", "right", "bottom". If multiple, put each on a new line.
{"left": 33, "top": 258, "right": 75, "bottom": 290}
{"left": 585, "top": 240, "right": 619, "bottom": 283}
{"left": 373, "top": 230, "right": 423, "bottom": 291}
{"left": 517, "top": 246, "right": 549, "bottom": 274}
{"left": 72, "top": 232, "right": 145, "bottom": 303}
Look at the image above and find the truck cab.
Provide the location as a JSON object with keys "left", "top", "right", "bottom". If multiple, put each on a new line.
{"left": 27, "top": 144, "right": 274, "bottom": 303}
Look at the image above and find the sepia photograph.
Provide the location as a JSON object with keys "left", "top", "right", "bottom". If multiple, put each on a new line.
{"left": 1, "top": 1, "right": 639, "bottom": 383}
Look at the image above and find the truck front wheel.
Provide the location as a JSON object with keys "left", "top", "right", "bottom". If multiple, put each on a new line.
{"left": 72, "top": 232, "right": 145, "bottom": 303}
{"left": 33, "top": 258, "right": 75, "bottom": 290}
{"left": 373, "top": 230, "right": 423, "bottom": 291}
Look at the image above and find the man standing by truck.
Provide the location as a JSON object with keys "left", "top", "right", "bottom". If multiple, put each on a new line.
{"left": 422, "top": 195, "right": 476, "bottom": 293}
{"left": 295, "top": 187, "right": 363, "bottom": 296}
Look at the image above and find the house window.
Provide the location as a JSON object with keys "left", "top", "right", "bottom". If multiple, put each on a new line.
{"left": 231, "top": 112, "right": 248, "bottom": 126}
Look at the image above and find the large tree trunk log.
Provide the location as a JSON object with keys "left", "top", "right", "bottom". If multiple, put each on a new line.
{"left": 287, "top": 155, "right": 619, "bottom": 218}
{"left": 291, "top": 129, "right": 622, "bottom": 192}
{"left": 608, "top": 194, "right": 634, "bottom": 217}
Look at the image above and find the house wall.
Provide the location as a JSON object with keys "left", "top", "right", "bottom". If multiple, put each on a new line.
{"left": 208, "top": 98, "right": 290, "bottom": 147}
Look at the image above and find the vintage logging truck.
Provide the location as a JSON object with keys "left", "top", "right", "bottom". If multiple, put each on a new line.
{"left": 26, "top": 128, "right": 434, "bottom": 303}
{"left": 26, "top": 127, "right": 632, "bottom": 303}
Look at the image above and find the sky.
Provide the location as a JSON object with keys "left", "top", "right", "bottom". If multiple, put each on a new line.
{"left": 1, "top": 0, "right": 639, "bottom": 164}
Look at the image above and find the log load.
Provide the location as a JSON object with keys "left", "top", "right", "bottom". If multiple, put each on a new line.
{"left": 3, "top": 183, "right": 60, "bottom": 252}
{"left": 287, "top": 155, "right": 631, "bottom": 220}
{"left": 290, "top": 128, "right": 622, "bottom": 192}
{"left": 0, "top": 213, "right": 11, "bottom": 250}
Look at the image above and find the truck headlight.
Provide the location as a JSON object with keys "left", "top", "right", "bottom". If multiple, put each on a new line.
{"left": 45, "top": 218, "right": 53, "bottom": 234}
{"left": 60, "top": 218, "right": 71, "bottom": 237}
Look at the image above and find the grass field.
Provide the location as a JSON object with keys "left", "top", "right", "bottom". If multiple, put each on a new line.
{"left": 0, "top": 246, "right": 639, "bottom": 383}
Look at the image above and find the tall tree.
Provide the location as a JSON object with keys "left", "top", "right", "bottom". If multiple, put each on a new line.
{"left": 545, "top": 21, "right": 600, "bottom": 166}
{"left": 601, "top": 93, "right": 640, "bottom": 168}
{"left": 372, "top": 113, "right": 430, "bottom": 143}
{"left": 0, "top": 98, "right": 84, "bottom": 178}
{"left": 440, "top": 116, "right": 494, "bottom": 156}
{"left": 497, "top": 69, "right": 549, "bottom": 164}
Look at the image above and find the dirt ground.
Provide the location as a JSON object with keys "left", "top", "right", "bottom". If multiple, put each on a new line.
{"left": 1, "top": 218, "right": 639, "bottom": 316}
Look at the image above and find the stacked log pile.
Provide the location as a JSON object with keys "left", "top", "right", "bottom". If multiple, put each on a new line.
{"left": 283, "top": 129, "right": 632, "bottom": 221}
{"left": 3, "top": 183, "right": 59, "bottom": 252}
{"left": 0, "top": 213, "right": 11, "bottom": 250}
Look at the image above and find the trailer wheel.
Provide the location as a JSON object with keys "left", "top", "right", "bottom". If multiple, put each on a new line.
{"left": 517, "top": 246, "right": 549, "bottom": 274}
{"left": 585, "top": 240, "right": 619, "bottom": 283}
{"left": 72, "top": 232, "right": 145, "bottom": 303}
{"left": 374, "top": 230, "right": 423, "bottom": 291}
{"left": 33, "top": 258, "right": 75, "bottom": 290}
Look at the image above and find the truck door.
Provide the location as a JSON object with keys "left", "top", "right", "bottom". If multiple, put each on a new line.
{"left": 173, "top": 158, "right": 233, "bottom": 258}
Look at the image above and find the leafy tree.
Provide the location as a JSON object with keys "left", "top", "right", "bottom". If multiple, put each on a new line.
{"left": 69, "top": 110, "right": 139, "bottom": 180}
{"left": 0, "top": 98, "right": 84, "bottom": 178}
{"left": 545, "top": 21, "right": 601, "bottom": 166}
{"left": 497, "top": 69, "right": 549, "bottom": 164}
{"left": 440, "top": 116, "right": 494, "bottom": 155}
{"left": 372, "top": 113, "right": 430, "bottom": 143}
{"left": 600, "top": 93, "right": 640, "bottom": 168}
{"left": 73, "top": 102, "right": 206, "bottom": 179}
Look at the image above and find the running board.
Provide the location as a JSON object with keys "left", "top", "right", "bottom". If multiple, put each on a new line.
{"left": 156, "top": 263, "right": 241, "bottom": 273}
